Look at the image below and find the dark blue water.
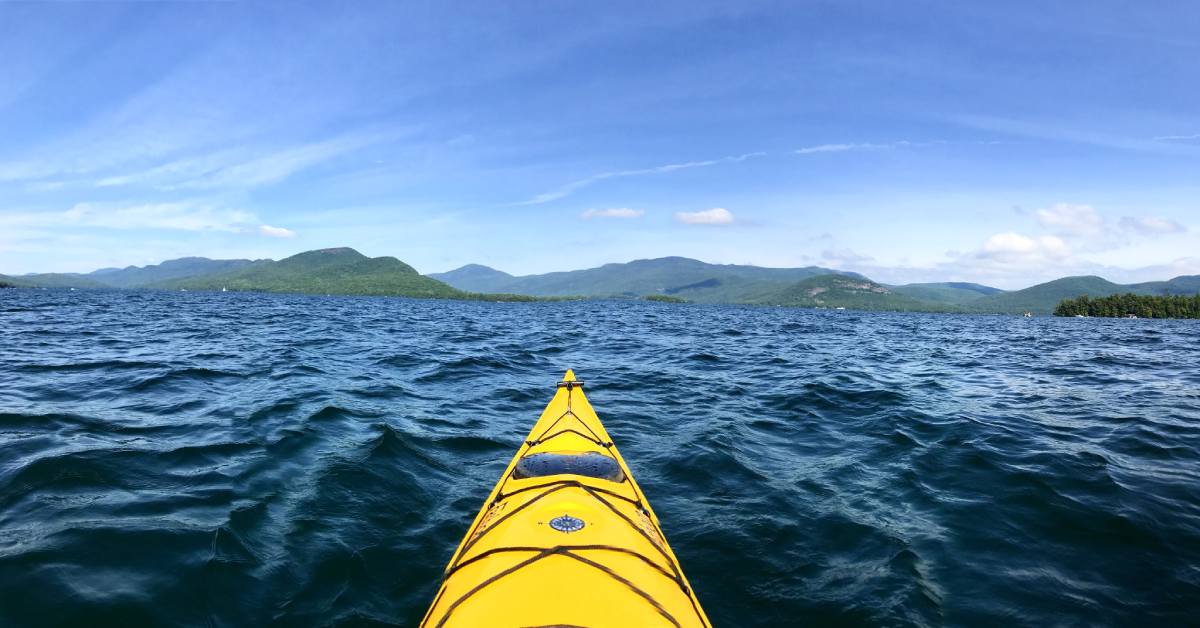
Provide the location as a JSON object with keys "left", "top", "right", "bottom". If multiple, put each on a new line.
{"left": 2, "top": 290, "right": 1198, "bottom": 627}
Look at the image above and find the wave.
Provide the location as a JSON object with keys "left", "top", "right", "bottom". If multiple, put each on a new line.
{"left": 1, "top": 290, "right": 1198, "bottom": 626}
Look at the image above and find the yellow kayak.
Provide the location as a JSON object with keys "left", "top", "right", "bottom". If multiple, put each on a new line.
{"left": 422, "top": 370, "right": 710, "bottom": 627}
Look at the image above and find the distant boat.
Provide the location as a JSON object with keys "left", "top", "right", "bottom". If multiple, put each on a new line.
{"left": 835, "top": 306, "right": 846, "bottom": 311}
{"left": 1023, "top": 311, "right": 1033, "bottom": 317}
{"left": 1126, "top": 313, "right": 1138, "bottom": 319}
{"left": 221, "top": 286, "right": 227, "bottom": 292}
{"left": 1074, "top": 314, "right": 1086, "bottom": 318}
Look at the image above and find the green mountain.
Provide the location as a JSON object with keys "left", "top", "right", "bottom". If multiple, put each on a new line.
{"left": 889, "top": 282, "right": 1004, "bottom": 306}
{"left": 429, "top": 257, "right": 857, "bottom": 303}
{"left": 1163, "top": 275, "right": 1200, "bottom": 294}
{"left": 758, "top": 274, "right": 951, "bottom": 311}
{"left": 5, "top": 273, "right": 110, "bottom": 289}
{"left": 428, "top": 264, "right": 517, "bottom": 293}
{"left": 162, "top": 247, "right": 465, "bottom": 298}
{"left": 0, "top": 258, "right": 254, "bottom": 290}
{"left": 89, "top": 257, "right": 256, "bottom": 288}
{"left": 967, "top": 274, "right": 1200, "bottom": 314}
{"left": 6, "top": 248, "right": 1197, "bottom": 315}
{"left": 968, "top": 276, "right": 1131, "bottom": 314}
{"left": 1128, "top": 275, "right": 1200, "bottom": 295}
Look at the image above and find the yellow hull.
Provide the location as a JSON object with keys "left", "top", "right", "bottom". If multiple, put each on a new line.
{"left": 422, "top": 370, "right": 710, "bottom": 627}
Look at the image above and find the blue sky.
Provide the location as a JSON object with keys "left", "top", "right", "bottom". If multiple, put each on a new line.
{"left": 1, "top": 1, "right": 1198, "bottom": 288}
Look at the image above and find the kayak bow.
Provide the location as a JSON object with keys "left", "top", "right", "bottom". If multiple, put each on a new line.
{"left": 422, "top": 370, "right": 710, "bottom": 627}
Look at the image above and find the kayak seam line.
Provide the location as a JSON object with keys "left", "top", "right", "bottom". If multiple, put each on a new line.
{"left": 447, "top": 481, "right": 687, "bottom": 602}
{"left": 431, "top": 548, "right": 556, "bottom": 628}
{"left": 443, "top": 544, "right": 679, "bottom": 584}
{"left": 532, "top": 409, "right": 606, "bottom": 447}
{"left": 577, "top": 486, "right": 712, "bottom": 626}
{"left": 432, "top": 546, "right": 682, "bottom": 628}
{"left": 495, "top": 479, "right": 640, "bottom": 509}
{"left": 530, "top": 427, "right": 610, "bottom": 448}
{"left": 453, "top": 479, "right": 644, "bottom": 568}
{"left": 559, "top": 549, "right": 683, "bottom": 628}
{"left": 452, "top": 483, "right": 575, "bottom": 567}
{"left": 581, "top": 485, "right": 686, "bottom": 587}
{"left": 531, "top": 409, "right": 576, "bottom": 443}
{"left": 561, "top": 387, "right": 606, "bottom": 445}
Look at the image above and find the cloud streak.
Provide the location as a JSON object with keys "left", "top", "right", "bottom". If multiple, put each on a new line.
{"left": 795, "top": 141, "right": 917, "bottom": 154}
{"left": 953, "top": 115, "right": 1200, "bottom": 156}
{"left": 523, "top": 152, "right": 765, "bottom": 204}
{"left": 794, "top": 139, "right": 1003, "bottom": 155}
{"left": 1152, "top": 133, "right": 1200, "bottom": 142}
{"left": 675, "top": 207, "right": 734, "bottom": 225}
{"left": 91, "top": 128, "right": 414, "bottom": 191}
{"left": 580, "top": 208, "right": 644, "bottom": 219}
{"left": 1036, "top": 203, "right": 1105, "bottom": 238}
{"left": 258, "top": 224, "right": 297, "bottom": 238}
{"left": 0, "top": 201, "right": 296, "bottom": 239}
{"left": 524, "top": 140, "right": 1000, "bottom": 204}
{"left": 1118, "top": 215, "right": 1185, "bottom": 236}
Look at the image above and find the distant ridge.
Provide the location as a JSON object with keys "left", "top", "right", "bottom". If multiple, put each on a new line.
{"left": 92, "top": 257, "right": 257, "bottom": 288}
{"left": 968, "top": 274, "right": 1200, "bottom": 314}
{"left": 428, "top": 264, "right": 516, "bottom": 293}
{"left": 760, "top": 275, "right": 953, "bottom": 311}
{"left": 162, "top": 247, "right": 463, "bottom": 298}
{"left": 889, "top": 282, "right": 1005, "bottom": 307}
{"left": 430, "top": 256, "right": 862, "bottom": 303}
{"left": 4, "top": 249, "right": 1198, "bottom": 314}
{"left": 4, "top": 273, "right": 109, "bottom": 289}
{"left": 1, "top": 248, "right": 466, "bottom": 299}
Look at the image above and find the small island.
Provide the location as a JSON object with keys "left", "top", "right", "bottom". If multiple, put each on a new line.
{"left": 1054, "top": 294, "right": 1200, "bottom": 319}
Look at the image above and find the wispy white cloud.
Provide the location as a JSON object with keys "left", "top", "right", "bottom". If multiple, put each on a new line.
{"left": 977, "top": 232, "right": 1071, "bottom": 264}
{"left": 91, "top": 128, "right": 412, "bottom": 191}
{"left": 821, "top": 247, "right": 875, "bottom": 265}
{"left": 580, "top": 207, "right": 644, "bottom": 219}
{"left": 1152, "top": 133, "right": 1200, "bottom": 142}
{"left": 258, "top": 224, "right": 297, "bottom": 238}
{"left": 819, "top": 201, "right": 1195, "bottom": 288}
{"left": 0, "top": 203, "right": 249, "bottom": 232}
{"left": 1032, "top": 202, "right": 1187, "bottom": 248}
{"left": 794, "top": 143, "right": 864, "bottom": 154}
{"left": 675, "top": 207, "right": 734, "bottom": 225}
{"left": 525, "top": 140, "right": 1001, "bottom": 204}
{"left": 523, "top": 152, "right": 765, "bottom": 204}
{"left": 953, "top": 115, "right": 1200, "bottom": 156}
{"left": 944, "top": 203, "right": 1189, "bottom": 281}
{"left": 794, "top": 139, "right": 1002, "bottom": 155}
{"left": 1118, "top": 215, "right": 1185, "bottom": 236}
{"left": 0, "top": 201, "right": 295, "bottom": 239}
{"left": 795, "top": 141, "right": 908, "bottom": 154}
{"left": 1036, "top": 203, "right": 1105, "bottom": 238}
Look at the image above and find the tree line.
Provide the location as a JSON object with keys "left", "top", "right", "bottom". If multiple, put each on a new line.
{"left": 1054, "top": 293, "right": 1200, "bottom": 318}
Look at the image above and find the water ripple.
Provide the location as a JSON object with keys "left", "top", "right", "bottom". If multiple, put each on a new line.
{"left": 1, "top": 290, "right": 1198, "bottom": 626}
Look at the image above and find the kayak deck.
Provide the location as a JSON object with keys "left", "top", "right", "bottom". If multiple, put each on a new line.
{"left": 422, "top": 370, "right": 709, "bottom": 627}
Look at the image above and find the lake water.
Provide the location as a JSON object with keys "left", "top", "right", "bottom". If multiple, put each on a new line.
{"left": 1, "top": 289, "right": 1198, "bottom": 627}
